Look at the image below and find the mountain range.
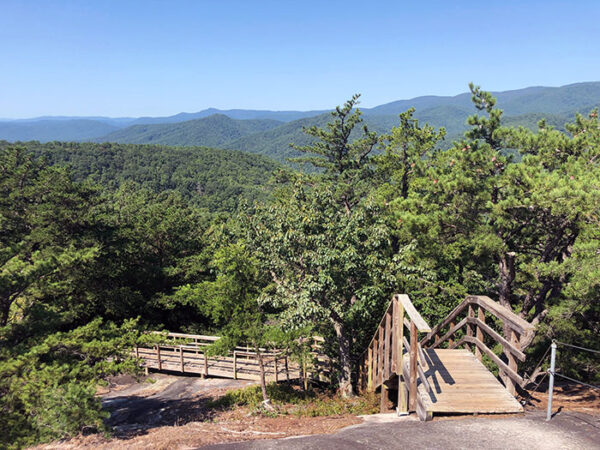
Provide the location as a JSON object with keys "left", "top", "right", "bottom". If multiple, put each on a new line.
{"left": 2, "top": 82, "right": 599, "bottom": 163}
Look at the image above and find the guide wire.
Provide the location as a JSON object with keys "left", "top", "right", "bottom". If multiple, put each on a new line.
{"left": 554, "top": 341, "right": 600, "bottom": 355}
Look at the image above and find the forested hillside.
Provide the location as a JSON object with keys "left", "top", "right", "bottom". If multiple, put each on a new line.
{"left": 99, "top": 114, "right": 283, "bottom": 147}
{"left": 0, "top": 141, "right": 283, "bottom": 212}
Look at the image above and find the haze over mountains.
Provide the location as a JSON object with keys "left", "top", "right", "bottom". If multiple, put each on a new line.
{"left": 2, "top": 82, "right": 599, "bottom": 163}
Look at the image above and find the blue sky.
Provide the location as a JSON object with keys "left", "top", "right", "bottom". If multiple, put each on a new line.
{"left": 1, "top": 0, "right": 599, "bottom": 118}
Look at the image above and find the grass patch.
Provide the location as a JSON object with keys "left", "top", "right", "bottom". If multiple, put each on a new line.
{"left": 207, "top": 382, "right": 379, "bottom": 417}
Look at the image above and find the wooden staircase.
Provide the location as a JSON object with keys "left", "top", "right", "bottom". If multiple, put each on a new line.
{"left": 358, "top": 294, "right": 535, "bottom": 421}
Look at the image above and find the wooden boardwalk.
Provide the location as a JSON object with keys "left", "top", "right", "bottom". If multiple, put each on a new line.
{"left": 135, "top": 333, "right": 330, "bottom": 383}
{"left": 413, "top": 349, "right": 522, "bottom": 415}
{"left": 359, "top": 294, "right": 534, "bottom": 421}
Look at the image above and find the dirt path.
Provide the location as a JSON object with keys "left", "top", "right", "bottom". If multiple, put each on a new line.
{"left": 204, "top": 411, "right": 600, "bottom": 450}
{"left": 101, "top": 374, "right": 255, "bottom": 432}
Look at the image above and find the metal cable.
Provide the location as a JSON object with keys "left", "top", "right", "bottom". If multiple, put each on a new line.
{"left": 554, "top": 341, "right": 600, "bottom": 355}
{"left": 521, "top": 371, "right": 549, "bottom": 406}
{"left": 523, "top": 344, "right": 552, "bottom": 382}
{"left": 550, "top": 371, "right": 600, "bottom": 391}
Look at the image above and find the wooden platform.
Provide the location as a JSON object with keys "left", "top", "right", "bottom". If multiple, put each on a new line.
{"left": 411, "top": 348, "right": 523, "bottom": 415}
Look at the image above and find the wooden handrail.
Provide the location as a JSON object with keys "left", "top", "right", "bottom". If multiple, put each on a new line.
{"left": 420, "top": 294, "right": 535, "bottom": 395}
{"left": 358, "top": 294, "right": 431, "bottom": 414}
{"left": 396, "top": 294, "right": 431, "bottom": 332}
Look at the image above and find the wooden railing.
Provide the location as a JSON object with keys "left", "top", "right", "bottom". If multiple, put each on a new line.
{"left": 358, "top": 294, "right": 431, "bottom": 413}
{"left": 135, "top": 332, "right": 331, "bottom": 383}
{"left": 420, "top": 295, "right": 535, "bottom": 395}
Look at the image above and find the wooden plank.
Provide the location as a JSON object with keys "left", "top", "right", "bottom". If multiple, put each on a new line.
{"left": 469, "top": 296, "right": 534, "bottom": 335}
{"left": 409, "top": 321, "right": 418, "bottom": 411}
{"left": 391, "top": 298, "right": 398, "bottom": 374}
{"left": 431, "top": 317, "right": 467, "bottom": 349}
{"left": 378, "top": 326, "right": 384, "bottom": 387}
{"left": 367, "top": 345, "right": 373, "bottom": 391}
{"left": 461, "top": 336, "right": 524, "bottom": 386}
{"left": 421, "top": 297, "right": 470, "bottom": 345}
{"left": 384, "top": 310, "right": 392, "bottom": 381}
{"left": 397, "top": 294, "right": 431, "bottom": 332}
{"left": 467, "top": 317, "right": 526, "bottom": 361}
{"left": 475, "top": 307, "right": 484, "bottom": 361}
{"left": 396, "top": 299, "right": 407, "bottom": 413}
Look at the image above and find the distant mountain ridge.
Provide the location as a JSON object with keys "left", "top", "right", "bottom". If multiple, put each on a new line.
{"left": 99, "top": 114, "right": 283, "bottom": 147}
{"left": 2, "top": 82, "right": 599, "bottom": 158}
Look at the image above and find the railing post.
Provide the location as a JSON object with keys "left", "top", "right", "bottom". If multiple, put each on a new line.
{"left": 448, "top": 320, "right": 455, "bottom": 347}
{"left": 506, "top": 329, "right": 520, "bottom": 395}
{"left": 409, "top": 321, "right": 418, "bottom": 412}
{"left": 180, "top": 346, "right": 184, "bottom": 373}
{"left": 384, "top": 310, "right": 392, "bottom": 381}
{"left": 466, "top": 304, "right": 474, "bottom": 352}
{"left": 367, "top": 345, "right": 373, "bottom": 391}
{"left": 275, "top": 357, "right": 279, "bottom": 383}
{"left": 233, "top": 351, "right": 237, "bottom": 380}
{"left": 546, "top": 342, "right": 557, "bottom": 421}
{"left": 397, "top": 299, "right": 407, "bottom": 415}
{"left": 475, "top": 306, "right": 485, "bottom": 361}
{"left": 378, "top": 325, "right": 386, "bottom": 412}
{"left": 203, "top": 350, "right": 208, "bottom": 378}
{"left": 378, "top": 326, "right": 384, "bottom": 387}
{"left": 156, "top": 345, "right": 162, "bottom": 371}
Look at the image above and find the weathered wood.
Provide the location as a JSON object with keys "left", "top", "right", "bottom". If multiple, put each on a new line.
{"left": 469, "top": 296, "right": 534, "bottom": 335}
{"left": 448, "top": 320, "right": 455, "bottom": 347}
{"left": 367, "top": 345, "right": 373, "bottom": 391}
{"left": 431, "top": 317, "right": 467, "bottom": 349}
{"left": 415, "top": 349, "right": 523, "bottom": 416}
{"left": 409, "top": 321, "right": 418, "bottom": 411}
{"left": 396, "top": 300, "right": 407, "bottom": 413}
{"left": 467, "top": 317, "right": 526, "bottom": 361}
{"left": 421, "top": 297, "right": 471, "bottom": 345}
{"left": 384, "top": 311, "right": 392, "bottom": 380}
{"left": 461, "top": 336, "right": 525, "bottom": 386}
{"left": 180, "top": 346, "right": 184, "bottom": 372}
{"left": 506, "top": 330, "right": 519, "bottom": 395}
{"left": 380, "top": 382, "right": 388, "bottom": 413}
{"left": 396, "top": 294, "right": 431, "bottom": 332}
{"left": 233, "top": 351, "right": 237, "bottom": 379}
{"left": 475, "top": 307, "right": 484, "bottom": 361}
{"left": 391, "top": 298, "right": 398, "bottom": 374}
{"left": 274, "top": 358, "right": 279, "bottom": 383}
{"left": 378, "top": 326, "right": 385, "bottom": 387}
{"left": 156, "top": 345, "right": 162, "bottom": 371}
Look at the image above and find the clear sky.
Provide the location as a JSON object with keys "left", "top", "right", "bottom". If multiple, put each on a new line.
{"left": 1, "top": 0, "right": 599, "bottom": 118}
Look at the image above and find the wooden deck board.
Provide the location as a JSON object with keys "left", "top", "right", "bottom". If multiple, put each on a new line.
{"left": 405, "top": 348, "right": 523, "bottom": 414}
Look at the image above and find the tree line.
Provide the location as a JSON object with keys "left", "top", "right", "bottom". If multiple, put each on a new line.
{"left": 1, "top": 85, "right": 598, "bottom": 447}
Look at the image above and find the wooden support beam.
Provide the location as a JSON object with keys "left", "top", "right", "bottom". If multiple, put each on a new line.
{"left": 391, "top": 298, "right": 398, "bottom": 374}
{"left": 180, "top": 346, "right": 184, "bottom": 373}
{"left": 396, "top": 300, "right": 407, "bottom": 413}
{"left": 409, "top": 321, "right": 418, "bottom": 411}
{"left": 384, "top": 310, "right": 392, "bottom": 381}
{"left": 467, "top": 317, "right": 526, "bottom": 361}
{"left": 367, "top": 345, "right": 373, "bottom": 391}
{"left": 506, "top": 330, "right": 520, "bottom": 395}
{"left": 461, "top": 336, "right": 525, "bottom": 386}
{"left": 204, "top": 351, "right": 208, "bottom": 378}
{"left": 475, "top": 307, "right": 484, "bottom": 361}
{"left": 233, "top": 351, "right": 237, "bottom": 380}
{"left": 156, "top": 345, "right": 162, "bottom": 371}
{"left": 275, "top": 358, "right": 279, "bottom": 383}
{"left": 378, "top": 326, "right": 384, "bottom": 387}
{"left": 431, "top": 317, "right": 467, "bottom": 349}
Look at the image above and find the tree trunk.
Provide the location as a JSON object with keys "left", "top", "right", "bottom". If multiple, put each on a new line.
{"left": 332, "top": 317, "right": 354, "bottom": 397}
{"left": 0, "top": 298, "right": 9, "bottom": 327}
{"left": 256, "top": 349, "right": 270, "bottom": 404}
